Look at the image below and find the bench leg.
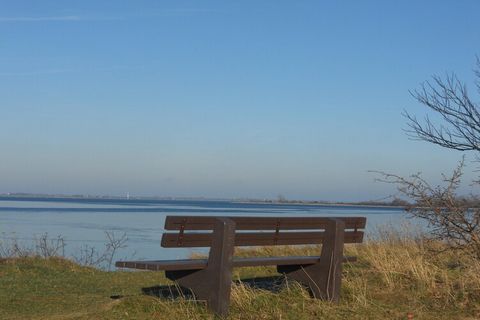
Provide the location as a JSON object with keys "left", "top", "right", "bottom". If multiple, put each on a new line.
{"left": 165, "top": 218, "right": 235, "bottom": 317}
{"left": 277, "top": 218, "right": 345, "bottom": 302}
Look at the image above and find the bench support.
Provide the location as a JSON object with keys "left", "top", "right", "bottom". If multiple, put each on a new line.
{"left": 277, "top": 218, "right": 345, "bottom": 302}
{"left": 165, "top": 218, "right": 235, "bottom": 317}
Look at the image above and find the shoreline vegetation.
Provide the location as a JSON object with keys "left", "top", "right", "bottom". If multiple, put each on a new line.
{"left": 1, "top": 227, "right": 480, "bottom": 319}
{"left": 0, "top": 193, "right": 409, "bottom": 208}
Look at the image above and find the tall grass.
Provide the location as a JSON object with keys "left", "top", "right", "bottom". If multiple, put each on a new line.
{"left": 360, "top": 224, "right": 480, "bottom": 309}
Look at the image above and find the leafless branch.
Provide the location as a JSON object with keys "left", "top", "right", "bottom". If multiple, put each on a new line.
{"left": 374, "top": 160, "right": 480, "bottom": 258}
{"left": 404, "top": 61, "right": 480, "bottom": 152}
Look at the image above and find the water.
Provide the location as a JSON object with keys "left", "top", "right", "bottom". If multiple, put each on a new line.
{"left": 0, "top": 197, "right": 410, "bottom": 262}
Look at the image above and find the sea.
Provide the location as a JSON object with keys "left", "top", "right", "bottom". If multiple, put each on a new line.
{"left": 0, "top": 197, "right": 414, "bottom": 263}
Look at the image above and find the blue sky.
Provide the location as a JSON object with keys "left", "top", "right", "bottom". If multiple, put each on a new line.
{"left": 1, "top": 1, "right": 480, "bottom": 201}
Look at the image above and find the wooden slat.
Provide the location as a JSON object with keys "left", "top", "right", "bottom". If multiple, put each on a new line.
{"left": 234, "top": 255, "right": 357, "bottom": 267}
{"left": 115, "top": 259, "right": 208, "bottom": 271}
{"left": 164, "top": 216, "right": 366, "bottom": 231}
{"left": 115, "top": 255, "right": 357, "bottom": 271}
{"left": 161, "top": 231, "right": 364, "bottom": 247}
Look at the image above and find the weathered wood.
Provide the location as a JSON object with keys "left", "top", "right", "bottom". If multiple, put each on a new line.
{"left": 278, "top": 219, "right": 345, "bottom": 302}
{"left": 115, "top": 255, "right": 357, "bottom": 271}
{"left": 165, "top": 217, "right": 236, "bottom": 317}
{"left": 116, "top": 259, "right": 208, "bottom": 271}
{"left": 161, "top": 230, "right": 363, "bottom": 247}
{"left": 165, "top": 216, "right": 366, "bottom": 231}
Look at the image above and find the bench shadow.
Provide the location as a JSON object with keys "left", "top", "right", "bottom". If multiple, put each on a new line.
{"left": 140, "top": 275, "right": 286, "bottom": 300}
{"left": 141, "top": 284, "right": 196, "bottom": 300}
{"left": 234, "top": 275, "right": 286, "bottom": 293}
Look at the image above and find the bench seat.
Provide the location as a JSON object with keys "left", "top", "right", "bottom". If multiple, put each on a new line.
{"left": 116, "top": 255, "right": 357, "bottom": 271}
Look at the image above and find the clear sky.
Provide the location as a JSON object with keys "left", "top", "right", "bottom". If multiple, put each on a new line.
{"left": 1, "top": 1, "right": 480, "bottom": 201}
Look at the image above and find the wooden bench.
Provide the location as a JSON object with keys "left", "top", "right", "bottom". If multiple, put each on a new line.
{"left": 116, "top": 215, "right": 366, "bottom": 317}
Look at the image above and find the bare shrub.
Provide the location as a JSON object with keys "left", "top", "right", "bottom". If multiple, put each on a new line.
{"left": 72, "top": 231, "right": 128, "bottom": 270}
{"left": 374, "top": 160, "right": 480, "bottom": 259}
{"left": 0, "top": 236, "right": 33, "bottom": 258}
{"left": 0, "top": 231, "right": 127, "bottom": 270}
{"left": 34, "top": 233, "right": 66, "bottom": 258}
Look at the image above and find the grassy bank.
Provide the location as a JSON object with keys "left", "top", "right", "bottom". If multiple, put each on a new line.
{"left": 1, "top": 233, "right": 480, "bottom": 319}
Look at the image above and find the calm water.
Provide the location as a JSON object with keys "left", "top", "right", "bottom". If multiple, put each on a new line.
{"left": 0, "top": 197, "right": 411, "bottom": 261}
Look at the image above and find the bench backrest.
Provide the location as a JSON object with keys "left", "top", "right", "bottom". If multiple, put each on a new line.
{"left": 161, "top": 216, "right": 366, "bottom": 248}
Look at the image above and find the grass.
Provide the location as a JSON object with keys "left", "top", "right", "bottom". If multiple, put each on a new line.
{"left": 1, "top": 232, "right": 480, "bottom": 319}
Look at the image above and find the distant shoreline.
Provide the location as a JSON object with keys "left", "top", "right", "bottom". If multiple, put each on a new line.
{"left": 0, "top": 194, "right": 406, "bottom": 209}
{"left": 232, "top": 200, "right": 406, "bottom": 209}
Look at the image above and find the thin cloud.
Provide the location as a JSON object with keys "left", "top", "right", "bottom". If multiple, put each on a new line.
{"left": 0, "top": 69, "right": 76, "bottom": 76}
{"left": 0, "top": 9, "right": 219, "bottom": 23}
{"left": 161, "top": 8, "right": 220, "bottom": 14}
{"left": 0, "top": 64, "right": 148, "bottom": 77}
{"left": 0, "top": 15, "right": 121, "bottom": 23}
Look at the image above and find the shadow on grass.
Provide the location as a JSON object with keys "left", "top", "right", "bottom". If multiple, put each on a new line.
{"left": 138, "top": 276, "right": 286, "bottom": 301}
